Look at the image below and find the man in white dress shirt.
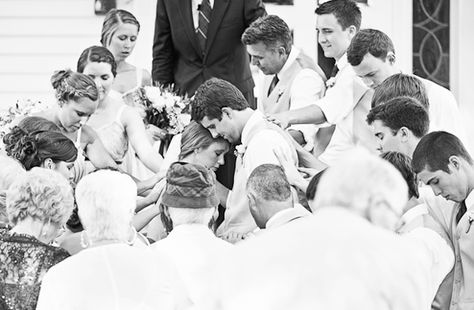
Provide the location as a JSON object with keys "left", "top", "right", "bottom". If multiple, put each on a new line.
{"left": 246, "top": 164, "right": 311, "bottom": 230}
{"left": 347, "top": 29, "right": 467, "bottom": 146}
{"left": 242, "top": 15, "right": 326, "bottom": 151}
{"left": 197, "top": 150, "right": 453, "bottom": 310}
{"left": 267, "top": 0, "right": 374, "bottom": 166}
{"left": 191, "top": 78, "right": 298, "bottom": 242}
{"left": 413, "top": 132, "right": 474, "bottom": 310}
{"left": 367, "top": 97, "right": 456, "bottom": 309}
{"left": 151, "top": 162, "right": 232, "bottom": 304}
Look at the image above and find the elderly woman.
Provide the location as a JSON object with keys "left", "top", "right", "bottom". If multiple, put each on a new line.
{"left": 0, "top": 168, "right": 74, "bottom": 310}
{"left": 37, "top": 170, "right": 190, "bottom": 309}
{"left": 0, "top": 156, "right": 25, "bottom": 228}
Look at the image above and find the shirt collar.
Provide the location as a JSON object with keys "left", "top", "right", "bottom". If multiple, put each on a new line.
{"left": 195, "top": 0, "right": 214, "bottom": 8}
{"left": 276, "top": 45, "right": 299, "bottom": 80}
{"left": 241, "top": 110, "right": 265, "bottom": 148}
{"left": 168, "top": 224, "right": 215, "bottom": 237}
{"left": 466, "top": 189, "right": 474, "bottom": 211}
{"left": 265, "top": 204, "right": 311, "bottom": 229}
{"left": 335, "top": 53, "right": 349, "bottom": 71}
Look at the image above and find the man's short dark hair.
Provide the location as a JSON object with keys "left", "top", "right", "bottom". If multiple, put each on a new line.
{"left": 191, "top": 78, "right": 249, "bottom": 121}
{"left": 242, "top": 15, "right": 292, "bottom": 53}
{"left": 381, "top": 151, "right": 419, "bottom": 199}
{"left": 315, "top": 0, "right": 361, "bottom": 31}
{"left": 412, "top": 131, "right": 473, "bottom": 174}
{"left": 366, "top": 96, "right": 429, "bottom": 138}
{"left": 247, "top": 164, "right": 291, "bottom": 202}
{"left": 305, "top": 169, "right": 326, "bottom": 201}
{"left": 347, "top": 29, "right": 395, "bottom": 66}
{"left": 371, "top": 73, "right": 429, "bottom": 109}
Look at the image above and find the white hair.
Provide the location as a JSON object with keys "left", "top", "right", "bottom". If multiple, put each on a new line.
{"left": 6, "top": 167, "right": 73, "bottom": 226}
{"left": 168, "top": 207, "right": 215, "bottom": 227}
{"left": 75, "top": 170, "right": 137, "bottom": 242}
{"left": 314, "top": 148, "right": 408, "bottom": 216}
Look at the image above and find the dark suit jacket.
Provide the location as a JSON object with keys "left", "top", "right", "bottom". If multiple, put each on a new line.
{"left": 152, "top": 0, "right": 266, "bottom": 105}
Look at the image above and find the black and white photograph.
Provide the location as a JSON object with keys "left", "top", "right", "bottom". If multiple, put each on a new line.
{"left": 1, "top": 0, "right": 473, "bottom": 309}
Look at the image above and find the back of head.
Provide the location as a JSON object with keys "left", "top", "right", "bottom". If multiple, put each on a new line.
{"left": 101, "top": 8, "right": 140, "bottom": 46}
{"left": 3, "top": 125, "right": 77, "bottom": 170}
{"left": 305, "top": 169, "right": 327, "bottom": 203}
{"left": 314, "top": 149, "right": 408, "bottom": 218}
{"left": 366, "top": 96, "right": 429, "bottom": 138}
{"left": 347, "top": 29, "right": 395, "bottom": 66}
{"left": 247, "top": 164, "right": 292, "bottom": 202}
{"left": 315, "top": 0, "right": 361, "bottom": 31}
{"left": 191, "top": 78, "right": 249, "bottom": 122}
{"left": 371, "top": 73, "right": 429, "bottom": 109}
{"left": 51, "top": 69, "right": 98, "bottom": 106}
{"left": 161, "top": 162, "right": 218, "bottom": 229}
{"left": 75, "top": 170, "right": 137, "bottom": 242}
{"left": 412, "top": 131, "right": 473, "bottom": 174}
{"left": 381, "top": 151, "right": 419, "bottom": 199}
{"left": 179, "top": 121, "right": 227, "bottom": 159}
{"left": 77, "top": 45, "right": 117, "bottom": 76}
{"left": 16, "top": 116, "right": 60, "bottom": 133}
{"left": 6, "top": 167, "right": 73, "bottom": 227}
{"left": 241, "top": 15, "right": 292, "bottom": 52}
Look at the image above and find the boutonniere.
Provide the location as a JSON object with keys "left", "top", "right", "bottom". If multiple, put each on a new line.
{"left": 234, "top": 144, "right": 246, "bottom": 158}
{"left": 325, "top": 77, "right": 336, "bottom": 88}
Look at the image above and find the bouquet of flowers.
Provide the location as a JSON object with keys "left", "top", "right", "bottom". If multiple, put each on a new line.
{"left": 123, "top": 85, "right": 191, "bottom": 135}
{"left": 0, "top": 99, "right": 51, "bottom": 142}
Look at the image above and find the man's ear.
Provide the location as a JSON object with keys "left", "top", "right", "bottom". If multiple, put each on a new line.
{"left": 448, "top": 155, "right": 462, "bottom": 171}
{"left": 221, "top": 107, "right": 233, "bottom": 119}
{"left": 347, "top": 25, "right": 357, "bottom": 38}
{"left": 387, "top": 52, "right": 396, "bottom": 64}
{"left": 398, "top": 127, "right": 411, "bottom": 142}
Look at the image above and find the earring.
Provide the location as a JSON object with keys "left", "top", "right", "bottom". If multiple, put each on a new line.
{"left": 80, "top": 231, "right": 90, "bottom": 248}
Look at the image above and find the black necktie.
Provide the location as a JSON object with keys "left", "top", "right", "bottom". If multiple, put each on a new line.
{"left": 197, "top": 0, "right": 212, "bottom": 53}
{"left": 267, "top": 74, "right": 279, "bottom": 96}
{"left": 330, "top": 64, "right": 339, "bottom": 78}
{"left": 456, "top": 200, "right": 467, "bottom": 224}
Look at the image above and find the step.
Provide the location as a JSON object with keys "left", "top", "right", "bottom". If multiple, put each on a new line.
{"left": 0, "top": 55, "right": 78, "bottom": 74}
{"left": 0, "top": 35, "right": 99, "bottom": 55}
{"left": 0, "top": 0, "right": 94, "bottom": 18}
{"left": 0, "top": 73, "right": 53, "bottom": 92}
{"left": 0, "top": 16, "right": 102, "bottom": 36}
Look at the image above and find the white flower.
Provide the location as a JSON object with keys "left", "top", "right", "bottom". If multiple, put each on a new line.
{"left": 325, "top": 77, "right": 336, "bottom": 88}
{"left": 234, "top": 144, "right": 246, "bottom": 158}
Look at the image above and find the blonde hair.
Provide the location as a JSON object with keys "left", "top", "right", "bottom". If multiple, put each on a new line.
{"left": 6, "top": 168, "right": 74, "bottom": 226}
{"left": 75, "top": 170, "right": 137, "bottom": 242}
{"left": 50, "top": 69, "right": 98, "bottom": 106}
{"left": 0, "top": 155, "right": 26, "bottom": 225}
{"left": 101, "top": 9, "right": 140, "bottom": 47}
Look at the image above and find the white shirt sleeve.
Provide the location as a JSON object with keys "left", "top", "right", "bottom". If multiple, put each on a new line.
{"left": 288, "top": 68, "right": 325, "bottom": 150}
{"left": 403, "top": 227, "right": 454, "bottom": 300}
{"left": 316, "top": 66, "right": 359, "bottom": 125}
{"left": 244, "top": 130, "right": 295, "bottom": 176}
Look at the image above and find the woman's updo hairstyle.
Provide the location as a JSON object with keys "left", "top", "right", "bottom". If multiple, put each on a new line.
{"left": 51, "top": 69, "right": 98, "bottom": 106}
{"left": 3, "top": 117, "right": 77, "bottom": 170}
{"left": 179, "top": 121, "right": 228, "bottom": 160}
{"left": 77, "top": 45, "right": 117, "bottom": 77}
{"left": 101, "top": 9, "right": 140, "bottom": 47}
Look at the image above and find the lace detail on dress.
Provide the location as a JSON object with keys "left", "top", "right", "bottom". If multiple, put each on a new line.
{"left": 0, "top": 229, "right": 69, "bottom": 310}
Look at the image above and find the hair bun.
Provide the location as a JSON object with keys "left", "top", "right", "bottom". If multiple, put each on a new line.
{"left": 3, "top": 126, "right": 38, "bottom": 169}
{"left": 51, "top": 69, "right": 73, "bottom": 89}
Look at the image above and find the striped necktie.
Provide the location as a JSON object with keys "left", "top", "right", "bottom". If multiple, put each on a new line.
{"left": 197, "top": 0, "right": 212, "bottom": 54}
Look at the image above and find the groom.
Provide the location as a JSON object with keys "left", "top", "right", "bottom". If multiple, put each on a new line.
{"left": 191, "top": 78, "right": 298, "bottom": 242}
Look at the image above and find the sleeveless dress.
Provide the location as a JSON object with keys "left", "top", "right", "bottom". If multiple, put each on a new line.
{"left": 119, "top": 68, "right": 162, "bottom": 179}
{"left": 94, "top": 105, "right": 129, "bottom": 164}
{"left": 69, "top": 127, "right": 95, "bottom": 185}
